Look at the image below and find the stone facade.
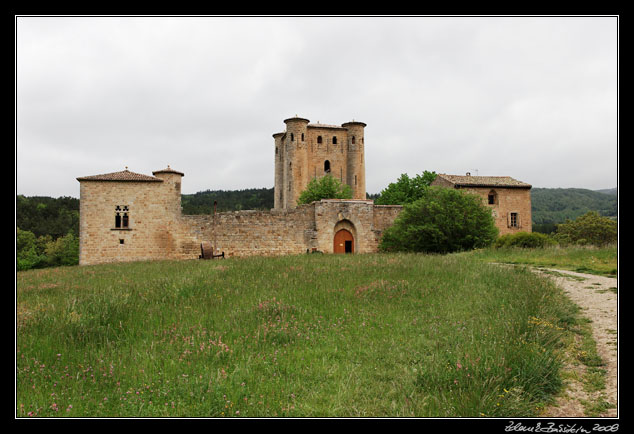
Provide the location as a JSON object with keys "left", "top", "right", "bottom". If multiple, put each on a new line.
{"left": 274, "top": 117, "right": 366, "bottom": 209}
{"left": 431, "top": 173, "right": 532, "bottom": 236}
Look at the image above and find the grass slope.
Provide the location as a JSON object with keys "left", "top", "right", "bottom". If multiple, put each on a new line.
{"left": 17, "top": 253, "right": 580, "bottom": 417}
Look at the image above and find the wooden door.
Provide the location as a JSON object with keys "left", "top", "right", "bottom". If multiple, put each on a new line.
{"left": 334, "top": 229, "right": 354, "bottom": 254}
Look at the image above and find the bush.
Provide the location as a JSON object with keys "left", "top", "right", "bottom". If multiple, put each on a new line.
{"left": 494, "top": 232, "right": 556, "bottom": 249}
{"left": 379, "top": 186, "right": 498, "bottom": 254}
{"left": 554, "top": 211, "right": 617, "bottom": 246}
{"left": 296, "top": 175, "right": 352, "bottom": 205}
{"left": 17, "top": 228, "right": 44, "bottom": 271}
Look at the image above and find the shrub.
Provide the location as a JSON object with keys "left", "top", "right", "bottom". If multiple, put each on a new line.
{"left": 494, "top": 232, "right": 556, "bottom": 249}
{"left": 554, "top": 211, "right": 617, "bottom": 246}
{"left": 379, "top": 186, "right": 498, "bottom": 254}
{"left": 296, "top": 175, "right": 352, "bottom": 205}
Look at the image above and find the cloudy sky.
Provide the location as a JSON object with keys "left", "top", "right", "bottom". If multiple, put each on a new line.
{"left": 16, "top": 16, "right": 618, "bottom": 198}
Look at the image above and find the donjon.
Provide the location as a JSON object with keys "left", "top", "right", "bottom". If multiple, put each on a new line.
{"left": 274, "top": 117, "right": 367, "bottom": 209}
{"left": 76, "top": 116, "right": 532, "bottom": 266}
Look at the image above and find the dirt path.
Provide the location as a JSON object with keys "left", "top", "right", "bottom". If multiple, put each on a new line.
{"left": 536, "top": 268, "right": 618, "bottom": 418}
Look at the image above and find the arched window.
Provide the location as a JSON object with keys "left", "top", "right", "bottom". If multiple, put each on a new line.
{"left": 317, "top": 136, "right": 323, "bottom": 144}
{"left": 324, "top": 160, "right": 331, "bottom": 173}
{"left": 115, "top": 205, "right": 129, "bottom": 228}
{"left": 332, "top": 136, "right": 337, "bottom": 144}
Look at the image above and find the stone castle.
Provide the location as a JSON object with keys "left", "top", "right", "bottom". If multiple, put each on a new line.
{"left": 76, "top": 116, "right": 531, "bottom": 265}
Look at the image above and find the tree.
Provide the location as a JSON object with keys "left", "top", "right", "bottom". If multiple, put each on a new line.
{"left": 374, "top": 171, "right": 437, "bottom": 205}
{"left": 554, "top": 211, "right": 617, "bottom": 246}
{"left": 296, "top": 175, "right": 353, "bottom": 205}
{"left": 17, "top": 228, "right": 44, "bottom": 271}
{"left": 379, "top": 186, "right": 498, "bottom": 254}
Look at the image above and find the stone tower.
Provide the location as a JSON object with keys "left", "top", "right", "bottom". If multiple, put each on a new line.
{"left": 273, "top": 116, "right": 367, "bottom": 209}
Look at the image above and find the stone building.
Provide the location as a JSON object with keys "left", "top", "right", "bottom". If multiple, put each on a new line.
{"left": 431, "top": 173, "right": 532, "bottom": 235}
{"left": 274, "top": 117, "right": 367, "bottom": 209}
{"left": 76, "top": 117, "right": 401, "bottom": 265}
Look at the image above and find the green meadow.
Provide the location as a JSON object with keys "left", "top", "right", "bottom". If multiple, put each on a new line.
{"left": 17, "top": 252, "right": 593, "bottom": 417}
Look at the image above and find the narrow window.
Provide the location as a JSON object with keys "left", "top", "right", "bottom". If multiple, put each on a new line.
{"left": 355, "top": 175, "right": 357, "bottom": 186}
{"left": 290, "top": 133, "right": 294, "bottom": 142}
{"left": 122, "top": 213, "right": 129, "bottom": 228}
{"left": 332, "top": 136, "right": 337, "bottom": 144}
{"left": 351, "top": 136, "right": 356, "bottom": 144}
{"left": 324, "top": 160, "right": 331, "bottom": 173}
{"left": 115, "top": 213, "right": 121, "bottom": 228}
{"left": 317, "top": 136, "right": 323, "bottom": 144}
{"left": 301, "top": 133, "right": 305, "bottom": 141}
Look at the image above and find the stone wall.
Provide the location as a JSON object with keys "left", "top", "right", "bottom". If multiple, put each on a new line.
{"left": 460, "top": 187, "right": 532, "bottom": 235}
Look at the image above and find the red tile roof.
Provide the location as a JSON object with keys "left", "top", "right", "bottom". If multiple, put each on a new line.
{"left": 76, "top": 169, "right": 163, "bottom": 182}
{"left": 435, "top": 174, "right": 531, "bottom": 188}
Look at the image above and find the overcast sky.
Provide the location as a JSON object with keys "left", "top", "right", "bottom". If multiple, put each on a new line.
{"left": 16, "top": 16, "right": 618, "bottom": 198}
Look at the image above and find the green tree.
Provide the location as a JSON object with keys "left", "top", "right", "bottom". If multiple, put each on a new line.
{"left": 379, "top": 186, "right": 498, "bottom": 254}
{"left": 296, "top": 175, "right": 353, "bottom": 205}
{"left": 554, "top": 211, "right": 617, "bottom": 246}
{"left": 44, "top": 232, "right": 79, "bottom": 267}
{"left": 17, "top": 227, "right": 44, "bottom": 271}
{"left": 374, "top": 171, "right": 437, "bottom": 205}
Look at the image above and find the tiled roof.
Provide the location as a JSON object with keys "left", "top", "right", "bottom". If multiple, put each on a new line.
{"left": 76, "top": 169, "right": 163, "bottom": 182}
{"left": 435, "top": 174, "right": 531, "bottom": 188}
{"left": 153, "top": 166, "right": 184, "bottom": 176}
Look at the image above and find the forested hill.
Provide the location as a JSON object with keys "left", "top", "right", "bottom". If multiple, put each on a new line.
{"left": 16, "top": 187, "right": 617, "bottom": 239}
{"left": 181, "top": 188, "right": 274, "bottom": 214}
{"left": 531, "top": 188, "right": 617, "bottom": 225}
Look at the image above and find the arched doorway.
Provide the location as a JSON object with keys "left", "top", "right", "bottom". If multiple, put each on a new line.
{"left": 334, "top": 229, "right": 354, "bottom": 254}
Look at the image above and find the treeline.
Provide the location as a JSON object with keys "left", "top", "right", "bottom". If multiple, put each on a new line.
{"left": 16, "top": 195, "right": 80, "bottom": 271}
{"left": 181, "top": 188, "right": 274, "bottom": 214}
{"left": 531, "top": 188, "right": 617, "bottom": 225}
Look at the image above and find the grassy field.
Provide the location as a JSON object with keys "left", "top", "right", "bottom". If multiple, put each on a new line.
{"left": 17, "top": 252, "right": 585, "bottom": 418}
{"left": 461, "top": 244, "right": 617, "bottom": 278}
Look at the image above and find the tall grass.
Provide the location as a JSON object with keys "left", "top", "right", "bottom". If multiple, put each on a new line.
{"left": 462, "top": 244, "right": 617, "bottom": 277}
{"left": 17, "top": 253, "right": 579, "bottom": 417}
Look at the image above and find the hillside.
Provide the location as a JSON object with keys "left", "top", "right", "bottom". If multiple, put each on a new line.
{"left": 531, "top": 188, "right": 618, "bottom": 225}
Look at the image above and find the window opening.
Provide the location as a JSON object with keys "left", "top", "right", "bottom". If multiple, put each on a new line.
{"left": 115, "top": 205, "right": 129, "bottom": 229}
{"left": 510, "top": 212, "right": 519, "bottom": 227}
{"left": 488, "top": 190, "right": 497, "bottom": 205}
{"left": 333, "top": 136, "right": 337, "bottom": 144}
{"left": 324, "top": 160, "right": 331, "bottom": 173}
{"left": 351, "top": 136, "right": 356, "bottom": 144}
{"left": 317, "top": 136, "right": 323, "bottom": 144}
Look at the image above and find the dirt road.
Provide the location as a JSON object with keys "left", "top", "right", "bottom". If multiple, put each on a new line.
{"left": 537, "top": 268, "right": 618, "bottom": 418}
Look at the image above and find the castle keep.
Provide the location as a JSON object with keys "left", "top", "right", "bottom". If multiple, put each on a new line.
{"left": 274, "top": 117, "right": 367, "bottom": 209}
{"left": 76, "top": 116, "right": 532, "bottom": 266}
